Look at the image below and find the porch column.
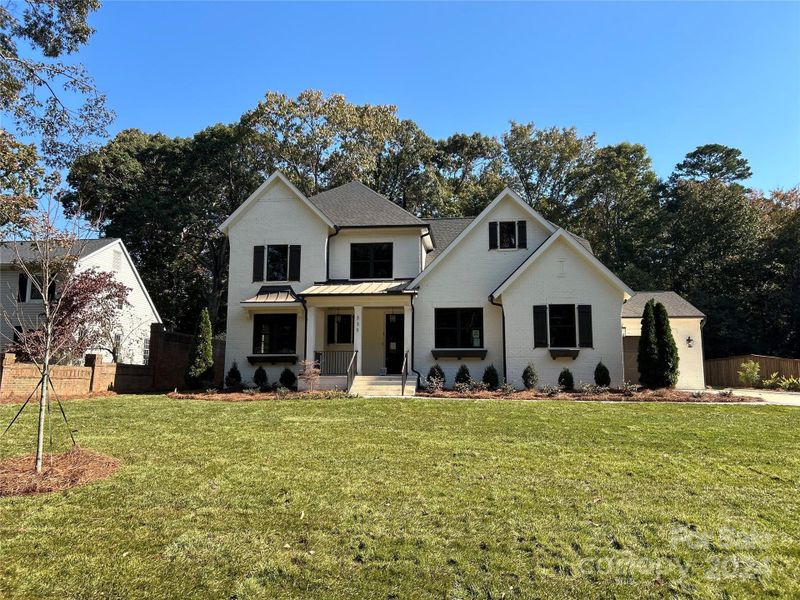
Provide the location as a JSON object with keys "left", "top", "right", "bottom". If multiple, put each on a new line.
{"left": 306, "top": 306, "right": 317, "bottom": 362}
{"left": 354, "top": 305, "right": 363, "bottom": 374}
{"left": 403, "top": 304, "right": 412, "bottom": 361}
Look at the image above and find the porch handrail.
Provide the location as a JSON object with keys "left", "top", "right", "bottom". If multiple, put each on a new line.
{"left": 401, "top": 351, "right": 409, "bottom": 396}
{"left": 315, "top": 350, "right": 353, "bottom": 376}
{"left": 346, "top": 350, "right": 358, "bottom": 393}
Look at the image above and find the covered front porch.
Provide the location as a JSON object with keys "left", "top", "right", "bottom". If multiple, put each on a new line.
{"left": 303, "top": 282, "right": 414, "bottom": 394}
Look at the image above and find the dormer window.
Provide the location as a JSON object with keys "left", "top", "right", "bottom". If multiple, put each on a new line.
{"left": 350, "top": 243, "right": 393, "bottom": 279}
{"left": 489, "top": 221, "right": 527, "bottom": 250}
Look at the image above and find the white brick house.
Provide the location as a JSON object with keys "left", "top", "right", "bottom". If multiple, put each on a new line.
{"left": 221, "top": 171, "right": 706, "bottom": 394}
{"left": 0, "top": 238, "right": 162, "bottom": 365}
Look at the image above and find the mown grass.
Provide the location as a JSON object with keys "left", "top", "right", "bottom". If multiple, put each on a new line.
{"left": 0, "top": 396, "right": 798, "bottom": 599}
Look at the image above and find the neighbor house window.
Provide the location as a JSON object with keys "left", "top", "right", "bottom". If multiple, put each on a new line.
{"left": 142, "top": 337, "right": 150, "bottom": 365}
{"left": 327, "top": 314, "right": 353, "bottom": 345}
{"left": 350, "top": 243, "right": 393, "bottom": 279}
{"left": 252, "top": 245, "right": 301, "bottom": 282}
{"left": 533, "top": 304, "right": 593, "bottom": 348}
{"left": 488, "top": 221, "right": 527, "bottom": 250}
{"left": 434, "top": 308, "right": 484, "bottom": 348}
{"left": 17, "top": 273, "right": 53, "bottom": 303}
{"left": 252, "top": 314, "right": 297, "bottom": 354}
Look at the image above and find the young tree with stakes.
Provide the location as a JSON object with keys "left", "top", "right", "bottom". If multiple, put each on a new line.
{"left": 1, "top": 202, "right": 129, "bottom": 473}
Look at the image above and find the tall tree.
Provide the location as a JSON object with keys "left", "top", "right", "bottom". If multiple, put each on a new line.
{"left": 502, "top": 121, "right": 596, "bottom": 225}
{"left": 671, "top": 143, "right": 752, "bottom": 184}
{"left": 0, "top": 0, "right": 111, "bottom": 224}
{"left": 653, "top": 301, "right": 679, "bottom": 388}
{"left": 576, "top": 143, "right": 663, "bottom": 288}
{"left": 637, "top": 300, "right": 659, "bottom": 389}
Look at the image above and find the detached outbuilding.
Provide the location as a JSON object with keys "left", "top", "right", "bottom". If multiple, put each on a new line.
{"left": 621, "top": 292, "right": 706, "bottom": 390}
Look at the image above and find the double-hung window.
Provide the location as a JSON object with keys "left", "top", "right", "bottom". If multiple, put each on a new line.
{"left": 434, "top": 308, "right": 484, "bottom": 348}
{"left": 252, "top": 314, "right": 297, "bottom": 355}
{"left": 533, "top": 304, "right": 593, "bottom": 348}
{"left": 350, "top": 243, "right": 393, "bottom": 279}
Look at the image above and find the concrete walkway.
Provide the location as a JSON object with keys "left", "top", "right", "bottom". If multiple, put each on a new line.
{"left": 730, "top": 388, "right": 800, "bottom": 406}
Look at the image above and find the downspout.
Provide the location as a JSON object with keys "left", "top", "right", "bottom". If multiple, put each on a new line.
{"left": 300, "top": 295, "right": 308, "bottom": 361}
{"left": 325, "top": 226, "right": 341, "bottom": 282}
{"left": 409, "top": 292, "right": 423, "bottom": 387}
{"left": 489, "top": 294, "right": 507, "bottom": 384}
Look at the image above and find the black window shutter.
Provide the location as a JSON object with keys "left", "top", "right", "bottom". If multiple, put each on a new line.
{"left": 578, "top": 305, "right": 593, "bottom": 348}
{"left": 252, "top": 246, "right": 265, "bottom": 282}
{"left": 517, "top": 221, "right": 527, "bottom": 249}
{"left": 327, "top": 314, "right": 336, "bottom": 344}
{"left": 18, "top": 273, "right": 27, "bottom": 302}
{"left": 289, "top": 245, "right": 301, "bottom": 281}
{"left": 488, "top": 222, "right": 498, "bottom": 250}
{"left": 533, "top": 305, "right": 548, "bottom": 347}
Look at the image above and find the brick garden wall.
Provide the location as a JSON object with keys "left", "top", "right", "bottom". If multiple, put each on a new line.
{"left": 0, "top": 324, "right": 225, "bottom": 399}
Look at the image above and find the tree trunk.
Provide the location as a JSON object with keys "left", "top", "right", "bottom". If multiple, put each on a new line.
{"left": 34, "top": 363, "right": 49, "bottom": 473}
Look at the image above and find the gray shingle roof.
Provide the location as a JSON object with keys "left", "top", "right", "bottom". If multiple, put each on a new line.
{"left": 423, "top": 218, "right": 473, "bottom": 263}
{"left": 622, "top": 291, "right": 705, "bottom": 318}
{"left": 308, "top": 181, "right": 426, "bottom": 227}
{"left": 0, "top": 238, "right": 118, "bottom": 266}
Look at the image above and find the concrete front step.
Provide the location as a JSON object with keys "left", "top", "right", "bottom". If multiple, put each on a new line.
{"left": 350, "top": 375, "right": 414, "bottom": 397}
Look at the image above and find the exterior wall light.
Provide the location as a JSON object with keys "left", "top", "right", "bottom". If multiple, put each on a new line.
{"left": 686, "top": 336, "right": 694, "bottom": 348}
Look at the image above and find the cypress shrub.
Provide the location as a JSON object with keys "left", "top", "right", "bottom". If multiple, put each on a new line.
{"left": 427, "top": 363, "right": 445, "bottom": 385}
{"left": 454, "top": 364, "right": 471, "bottom": 385}
{"left": 225, "top": 362, "right": 242, "bottom": 389}
{"left": 654, "top": 301, "right": 679, "bottom": 388}
{"left": 186, "top": 308, "right": 214, "bottom": 388}
{"left": 558, "top": 368, "right": 574, "bottom": 391}
{"left": 522, "top": 363, "right": 538, "bottom": 389}
{"left": 253, "top": 366, "right": 268, "bottom": 389}
{"left": 482, "top": 364, "right": 500, "bottom": 390}
{"left": 594, "top": 362, "right": 611, "bottom": 386}
{"left": 637, "top": 299, "right": 659, "bottom": 388}
{"left": 279, "top": 368, "right": 297, "bottom": 390}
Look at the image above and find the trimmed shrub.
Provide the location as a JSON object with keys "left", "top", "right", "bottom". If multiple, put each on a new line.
{"left": 637, "top": 299, "right": 659, "bottom": 388}
{"left": 427, "top": 364, "right": 446, "bottom": 386}
{"left": 482, "top": 365, "right": 500, "bottom": 390}
{"left": 737, "top": 360, "right": 760, "bottom": 388}
{"left": 594, "top": 362, "right": 611, "bottom": 387}
{"left": 522, "top": 363, "right": 538, "bottom": 389}
{"left": 454, "top": 364, "right": 471, "bottom": 385}
{"left": 653, "top": 301, "right": 679, "bottom": 388}
{"left": 558, "top": 368, "right": 574, "bottom": 391}
{"left": 186, "top": 307, "right": 214, "bottom": 388}
{"left": 279, "top": 368, "right": 297, "bottom": 390}
{"left": 225, "top": 362, "right": 242, "bottom": 389}
{"left": 498, "top": 381, "right": 515, "bottom": 396}
{"left": 253, "top": 366, "right": 268, "bottom": 389}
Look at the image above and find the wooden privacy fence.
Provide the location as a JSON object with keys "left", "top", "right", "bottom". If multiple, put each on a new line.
{"left": 704, "top": 354, "right": 800, "bottom": 388}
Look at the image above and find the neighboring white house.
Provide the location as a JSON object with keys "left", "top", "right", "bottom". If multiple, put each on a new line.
{"left": 220, "top": 171, "right": 706, "bottom": 394}
{"left": 0, "top": 238, "right": 162, "bottom": 365}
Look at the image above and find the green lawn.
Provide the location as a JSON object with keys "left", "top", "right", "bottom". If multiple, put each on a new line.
{"left": 0, "top": 396, "right": 798, "bottom": 599}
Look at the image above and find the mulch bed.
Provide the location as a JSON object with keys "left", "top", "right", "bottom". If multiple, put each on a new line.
{"left": 0, "top": 446, "right": 120, "bottom": 497}
{"left": 417, "top": 388, "right": 764, "bottom": 402}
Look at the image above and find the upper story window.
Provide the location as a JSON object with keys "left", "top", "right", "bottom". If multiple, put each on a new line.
{"left": 488, "top": 221, "right": 527, "bottom": 250}
{"left": 253, "top": 245, "right": 301, "bottom": 282}
{"left": 350, "top": 243, "right": 393, "bottom": 279}
{"left": 534, "top": 304, "right": 593, "bottom": 348}
{"left": 434, "top": 308, "right": 484, "bottom": 348}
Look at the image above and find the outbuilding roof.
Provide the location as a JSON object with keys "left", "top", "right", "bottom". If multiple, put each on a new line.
{"left": 622, "top": 291, "right": 705, "bottom": 318}
{"left": 0, "top": 238, "right": 118, "bottom": 266}
{"left": 309, "top": 181, "right": 426, "bottom": 228}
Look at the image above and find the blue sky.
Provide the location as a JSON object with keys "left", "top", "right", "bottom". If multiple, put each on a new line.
{"left": 79, "top": 1, "right": 799, "bottom": 191}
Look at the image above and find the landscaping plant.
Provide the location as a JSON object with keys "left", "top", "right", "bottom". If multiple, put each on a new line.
{"left": 558, "top": 368, "right": 574, "bottom": 391}
{"left": 225, "top": 362, "right": 243, "bottom": 389}
{"left": 279, "top": 368, "right": 297, "bottom": 390}
{"left": 737, "top": 360, "right": 761, "bottom": 387}
{"left": 482, "top": 365, "right": 500, "bottom": 390}
{"left": 454, "top": 364, "right": 471, "bottom": 385}
{"left": 187, "top": 308, "right": 214, "bottom": 389}
{"left": 637, "top": 299, "right": 659, "bottom": 388}
{"left": 427, "top": 364, "right": 446, "bottom": 386}
{"left": 253, "top": 366, "right": 268, "bottom": 389}
{"left": 522, "top": 363, "right": 538, "bottom": 389}
{"left": 594, "top": 361, "right": 611, "bottom": 387}
{"left": 653, "top": 301, "right": 679, "bottom": 387}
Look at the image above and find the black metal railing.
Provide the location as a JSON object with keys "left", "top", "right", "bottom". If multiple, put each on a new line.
{"left": 346, "top": 351, "right": 358, "bottom": 392}
{"left": 314, "top": 350, "right": 355, "bottom": 376}
{"left": 401, "top": 351, "right": 409, "bottom": 396}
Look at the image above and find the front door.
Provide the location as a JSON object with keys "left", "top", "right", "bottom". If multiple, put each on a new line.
{"left": 385, "top": 313, "right": 404, "bottom": 374}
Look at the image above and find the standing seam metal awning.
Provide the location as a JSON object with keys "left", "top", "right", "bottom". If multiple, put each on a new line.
{"left": 300, "top": 280, "right": 411, "bottom": 296}
{"left": 241, "top": 285, "right": 301, "bottom": 304}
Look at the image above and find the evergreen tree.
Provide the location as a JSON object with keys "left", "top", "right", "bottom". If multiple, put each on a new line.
{"left": 187, "top": 307, "right": 214, "bottom": 387}
{"left": 594, "top": 362, "right": 611, "bottom": 387}
{"left": 653, "top": 302, "right": 679, "bottom": 387}
{"left": 637, "top": 299, "right": 659, "bottom": 388}
{"left": 482, "top": 364, "right": 500, "bottom": 390}
{"left": 454, "top": 364, "right": 471, "bottom": 385}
